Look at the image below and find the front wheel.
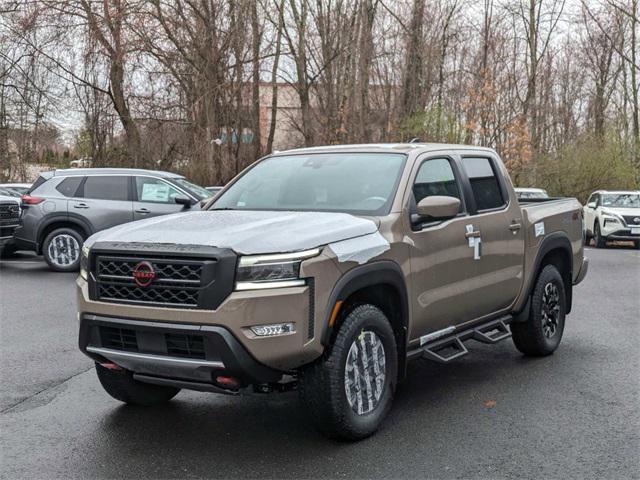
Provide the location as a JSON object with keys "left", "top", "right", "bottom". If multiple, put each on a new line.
{"left": 95, "top": 363, "right": 180, "bottom": 406}
{"left": 299, "top": 304, "right": 397, "bottom": 440}
{"left": 42, "top": 227, "right": 83, "bottom": 272}
{"left": 512, "top": 264, "right": 566, "bottom": 356}
{"left": 593, "top": 221, "right": 606, "bottom": 248}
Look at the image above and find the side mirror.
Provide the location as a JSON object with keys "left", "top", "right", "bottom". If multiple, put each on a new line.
{"left": 174, "top": 195, "right": 194, "bottom": 207}
{"left": 587, "top": 202, "right": 596, "bottom": 209}
{"left": 416, "top": 196, "right": 460, "bottom": 220}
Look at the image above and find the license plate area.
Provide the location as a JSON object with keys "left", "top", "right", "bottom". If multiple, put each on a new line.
{"left": 631, "top": 226, "right": 640, "bottom": 235}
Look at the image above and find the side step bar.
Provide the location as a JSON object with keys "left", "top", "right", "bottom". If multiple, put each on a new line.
{"left": 408, "top": 316, "right": 513, "bottom": 364}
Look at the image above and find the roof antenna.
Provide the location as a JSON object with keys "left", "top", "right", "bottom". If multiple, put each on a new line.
{"left": 409, "top": 137, "right": 422, "bottom": 143}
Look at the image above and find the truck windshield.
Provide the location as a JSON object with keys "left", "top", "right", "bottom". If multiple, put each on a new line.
{"left": 210, "top": 153, "right": 407, "bottom": 215}
{"left": 601, "top": 194, "right": 640, "bottom": 208}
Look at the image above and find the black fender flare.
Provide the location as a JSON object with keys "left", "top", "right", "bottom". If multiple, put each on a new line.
{"left": 516, "top": 231, "right": 574, "bottom": 319}
{"left": 320, "top": 260, "right": 409, "bottom": 347}
{"left": 36, "top": 213, "right": 94, "bottom": 252}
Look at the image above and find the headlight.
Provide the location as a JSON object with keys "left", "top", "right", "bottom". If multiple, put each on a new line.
{"left": 235, "top": 248, "right": 320, "bottom": 291}
{"left": 602, "top": 215, "right": 620, "bottom": 227}
{"left": 80, "top": 244, "right": 90, "bottom": 281}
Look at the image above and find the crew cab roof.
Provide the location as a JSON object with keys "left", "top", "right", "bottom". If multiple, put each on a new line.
{"left": 273, "top": 143, "right": 497, "bottom": 156}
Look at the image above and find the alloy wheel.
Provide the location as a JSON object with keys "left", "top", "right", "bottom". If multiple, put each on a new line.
{"left": 541, "top": 282, "right": 561, "bottom": 338}
{"left": 344, "top": 330, "right": 386, "bottom": 415}
{"left": 47, "top": 234, "right": 80, "bottom": 267}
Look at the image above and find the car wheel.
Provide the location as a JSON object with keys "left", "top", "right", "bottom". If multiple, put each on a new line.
{"left": 42, "top": 227, "right": 84, "bottom": 272}
{"left": 95, "top": 363, "right": 180, "bottom": 406}
{"left": 511, "top": 264, "right": 566, "bottom": 356}
{"left": 299, "top": 304, "right": 397, "bottom": 440}
{"left": 594, "top": 221, "right": 606, "bottom": 248}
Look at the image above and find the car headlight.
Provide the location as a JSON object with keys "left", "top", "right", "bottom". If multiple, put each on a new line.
{"left": 80, "top": 244, "right": 90, "bottom": 281}
{"left": 235, "top": 248, "right": 320, "bottom": 291}
{"left": 602, "top": 215, "right": 620, "bottom": 227}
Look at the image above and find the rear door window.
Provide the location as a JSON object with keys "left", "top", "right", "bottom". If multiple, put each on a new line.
{"left": 55, "top": 177, "right": 84, "bottom": 197}
{"left": 461, "top": 157, "right": 505, "bottom": 211}
{"left": 81, "top": 176, "right": 129, "bottom": 201}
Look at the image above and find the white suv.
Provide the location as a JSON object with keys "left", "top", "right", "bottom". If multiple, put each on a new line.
{"left": 583, "top": 190, "right": 640, "bottom": 248}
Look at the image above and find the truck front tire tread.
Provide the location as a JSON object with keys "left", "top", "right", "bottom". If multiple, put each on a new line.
{"left": 299, "top": 304, "right": 397, "bottom": 440}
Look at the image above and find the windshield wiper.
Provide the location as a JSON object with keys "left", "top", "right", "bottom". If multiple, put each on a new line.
{"left": 209, "top": 207, "right": 236, "bottom": 211}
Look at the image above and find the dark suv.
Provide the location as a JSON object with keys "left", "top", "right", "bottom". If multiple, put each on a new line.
{"left": 14, "top": 168, "right": 211, "bottom": 271}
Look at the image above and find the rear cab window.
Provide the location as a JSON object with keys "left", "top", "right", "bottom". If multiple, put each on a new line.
{"left": 461, "top": 157, "right": 506, "bottom": 211}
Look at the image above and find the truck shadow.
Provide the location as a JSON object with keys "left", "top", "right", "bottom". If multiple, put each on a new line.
{"left": 92, "top": 341, "right": 566, "bottom": 478}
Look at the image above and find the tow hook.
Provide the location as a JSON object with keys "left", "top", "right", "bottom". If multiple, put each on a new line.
{"left": 100, "top": 362, "right": 122, "bottom": 371}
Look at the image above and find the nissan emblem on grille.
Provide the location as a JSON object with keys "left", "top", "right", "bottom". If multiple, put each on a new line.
{"left": 634, "top": 217, "right": 640, "bottom": 224}
{"left": 132, "top": 261, "right": 156, "bottom": 287}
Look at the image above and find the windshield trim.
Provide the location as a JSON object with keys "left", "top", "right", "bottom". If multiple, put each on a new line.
{"left": 207, "top": 151, "right": 409, "bottom": 216}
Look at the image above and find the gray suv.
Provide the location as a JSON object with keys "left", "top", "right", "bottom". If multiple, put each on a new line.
{"left": 14, "top": 168, "right": 211, "bottom": 271}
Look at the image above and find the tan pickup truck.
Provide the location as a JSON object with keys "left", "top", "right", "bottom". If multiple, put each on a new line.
{"left": 77, "top": 143, "right": 588, "bottom": 439}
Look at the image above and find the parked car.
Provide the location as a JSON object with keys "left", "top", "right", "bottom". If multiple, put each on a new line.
{"left": 0, "top": 194, "right": 21, "bottom": 256}
{"left": 583, "top": 190, "right": 640, "bottom": 248}
{"left": 77, "top": 143, "right": 588, "bottom": 440}
{"left": 13, "top": 168, "right": 212, "bottom": 271}
{"left": 514, "top": 187, "right": 549, "bottom": 200}
{"left": 1, "top": 183, "right": 32, "bottom": 197}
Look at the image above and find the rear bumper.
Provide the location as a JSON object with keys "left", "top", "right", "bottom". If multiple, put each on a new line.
{"left": 79, "top": 314, "right": 283, "bottom": 389}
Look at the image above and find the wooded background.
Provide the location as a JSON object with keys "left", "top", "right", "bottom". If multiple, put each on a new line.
{"left": 1, "top": 0, "right": 639, "bottom": 201}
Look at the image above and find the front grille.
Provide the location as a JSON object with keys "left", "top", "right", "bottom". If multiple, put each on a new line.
{"left": 100, "top": 326, "right": 138, "bottom": 351}
{"left": 94, "top": 255, "right": 207, "bottom": 308}
{"left": 97, "top": 326, "right": 206, "bottom": 360}
{"left": 622, "top": 215, "right": 640, "bottom": 226}
{"left": 0, "top": 202, "right": 20, "bottom": 222}
{"left": 165, "top": 333, "right": 205, "bottom": 359}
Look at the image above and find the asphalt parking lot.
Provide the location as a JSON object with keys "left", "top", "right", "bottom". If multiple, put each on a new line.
{"left": 1, "top": 246, "right": 639, "bottom": 480}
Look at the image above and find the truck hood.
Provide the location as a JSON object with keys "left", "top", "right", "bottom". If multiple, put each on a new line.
{"left": 85, "top": 210, "right": 380, "bottom": 255}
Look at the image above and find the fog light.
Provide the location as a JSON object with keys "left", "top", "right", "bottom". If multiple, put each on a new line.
{"left": 250, "top": 323, "right": 295, "bottom": 337}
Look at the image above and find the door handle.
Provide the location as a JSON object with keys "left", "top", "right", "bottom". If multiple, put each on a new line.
{"left": 465, "top": 230, "right": 481, "bottom": 238}
{"left": 73, "top": 203, "right": 89, "bottom": 209}
{"left": 509, "top": 222, "right": 522, "bottom": 232}
{"left": 135, "top": 208, "right": 150, "bottom": 214}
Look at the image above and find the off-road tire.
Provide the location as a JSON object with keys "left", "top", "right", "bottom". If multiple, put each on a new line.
{"left": 593, "top": 221, "right": 606, "bottom": 248}
{"left": 512, "top": 265, "right": 566, "bottom": 357}
{"left": 95, "top": 363, "right": 180, "bottom": 406}
{"left": 299, "top": 304, "right": 397, "bottom": 440}
{"left": 42, "top": 227, "right": 84, "bottom": 272}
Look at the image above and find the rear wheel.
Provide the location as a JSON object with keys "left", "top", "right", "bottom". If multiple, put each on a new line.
{"left": 42, "top": 227, "right": 83, "bottom": 272}
{"left": 593, "top": 221, "right": 606, "bottom": 248}
{"left": 95, "top": 363, "right": 180, "bottom": 406}
{"left": 512, "top": 264, "right": 566, "bottom": 356}
{"left": 299, "top": 304, "right": 397, "bottom": 440}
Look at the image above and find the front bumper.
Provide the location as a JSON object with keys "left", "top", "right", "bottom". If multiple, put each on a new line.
{"left": 601, "top": 222, "right": 640, "bottom": 241}
{"left": 80, "top": 314, "right": 282, "bottom": 388}
{"left": 0, "top": 223, "right": 19, "bottom": 246}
